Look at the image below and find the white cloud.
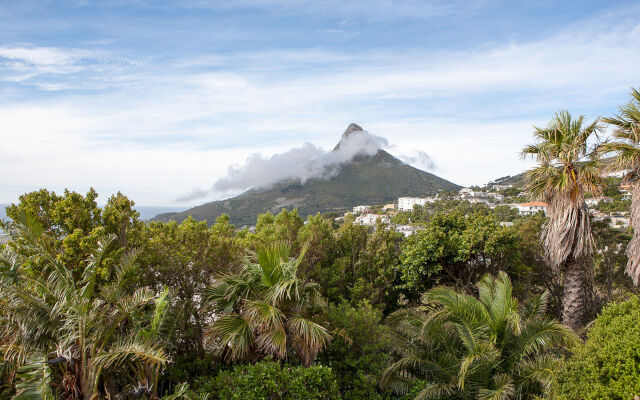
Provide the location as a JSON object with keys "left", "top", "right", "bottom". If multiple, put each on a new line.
{"left": 1, "top": 10, "right": 639, "bottom": 205}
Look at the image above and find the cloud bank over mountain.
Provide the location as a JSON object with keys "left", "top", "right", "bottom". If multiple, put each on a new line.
{"left": 177, "top": 126, "right": 394, "bottom": 201}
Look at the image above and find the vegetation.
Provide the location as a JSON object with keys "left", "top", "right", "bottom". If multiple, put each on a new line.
{"left": 555, "top": 296, "right": 640, "bottom": 399}
{"left": 600, "top": 88, "right": 640, "bottom": 285}
{"left": 522, "top": 111, "right": 602, "bottom": 331}
{"left": 4, "top": 88, "right": 640, "bottom": 399}
{"left": 381, "top": 272, "right": 575, "bottom": 399}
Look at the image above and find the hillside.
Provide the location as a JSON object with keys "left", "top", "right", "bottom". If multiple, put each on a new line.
{"left": 155, "top": 125, "right": 460, "bottom": 226}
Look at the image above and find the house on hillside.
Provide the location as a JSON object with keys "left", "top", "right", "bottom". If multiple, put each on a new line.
{"left": 353, "top": 205, "right": 371, "bottom": 213}
{"left": 585, "top": 196, "right": 613, "bottom": 207}
{"left": 610, "top": 214, "right": 630, "bottom": 229}
{"left": 602, "top": 169, "right": 630, "bottom": 178}
{"left": 492, "top": 184, "right": 513, "bottom": 190}
{"left": 391, "top": 224, "right": 422, "bottom": 237}
{"left": 619, "top": 184, "right": 633, "bottom": 201}
{"left": 510, "top": 201, "right": 547, "bottom": 216}
{"left": 355, "top": 214, "right": 390, "bottom": 226}
{"left": 459, "top": 188, "right": 475, "bottom": 197}
{"left": 466, "top": 196, "right": 491, "bottom": 205}
{"left": 486, "top": 192, "right": 505, "bottom": 201}
{"left": 383, "top": 203, "right": 396, "bottom": 210}
{"left": 590, "top": 210, "right": 608, "bottom": 221}
{"left": 397, "top": 197, "right": 435, "bottom": 212}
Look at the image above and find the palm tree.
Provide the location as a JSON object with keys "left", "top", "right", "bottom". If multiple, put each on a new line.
{"left": 599, "top": 87, "right": 640, "bottom": 285}
{"left": 0, "top": 212, "right": 170, "bottom": 399}
{"left": 204, "top": 242, "right": 331, "bottom": 366}
{"left": 521, "top": 111, "right": 602, "bottom": 331}
{"left": 381, "top": 271, "right": 576, "bottom": 400}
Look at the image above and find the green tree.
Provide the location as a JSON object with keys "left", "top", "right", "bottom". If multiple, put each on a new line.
{"left": 205, "top": 360, "right": 340, "bottom": 400}
{"left": 382, "top": 272, "right": 576, "bottom": 400}
{"left": 0, "top": 215, "right": 169, "bottom": 399}
{"left": 555, "top": 296, "right": 640, "bottom": 399}
{"left": 4, "top": 189, "right": 143, "bottom": 278}
{"left": 522, "top": 111, "right": 602, "bottom": 331}
{"left": 599, "top": 87, "right": 640, "bottom": 285}
{"left": 204, "top": 242, "right": 331, "bottom": 366}
{"left": 321, "top": 302, "right": 393, "bottom": 400}
{"left": 140, "top": 215, "right": 242, "bottom": 355}
{"left": 399, "top": 210, "right": 518, "bottom": 297}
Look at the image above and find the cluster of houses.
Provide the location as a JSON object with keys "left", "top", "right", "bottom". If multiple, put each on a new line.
{"left": 342, "top": 183, "right": 632, "bottom": 233}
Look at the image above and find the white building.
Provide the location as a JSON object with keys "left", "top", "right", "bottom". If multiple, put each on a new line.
{"left": 392, "top": 224, "right": 421, "bottom": 237}
{"left": 397, "top": 197, "right": 436, "bottom": 212}
{"left": 610, "top": 214, "right": 630, "bottom": 229}
{"left": 602, "top": 169, "right": 630, "bottom": 178}
{"left": 459, "top": 188, "right": 475, "bottom": 197}
{"left": 353, "top": 205, "right": 371, "bottom": 213}
{"left": 486, "top": 192, "right": 505, "bottom": 201}
{"left": 510, "top": 202, "right": 548, "bottom": 216}
{"left": 492, "top": 184, "right": 513, "bottom": 191}
{"left": 466, "top": 196, "right": 491, "bottom": 205}
{"left": 585, "top": 196, "right": 613, "bottom": 207}
{"left": 355, "top": 214, "right": 390, "bottom": 226}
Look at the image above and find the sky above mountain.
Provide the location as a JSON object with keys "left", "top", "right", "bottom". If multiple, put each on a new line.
{"left": 1, "top": 0, "right": 639, "bottom": 206}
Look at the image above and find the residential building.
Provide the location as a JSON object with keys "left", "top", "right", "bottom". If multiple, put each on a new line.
{"left": 602, "top": 169, "right": 630, "bottom": 178}
{"left": 619, "top": 184, "right": 633, "bottom": 201}
{"left": 383, "top": 203, "right": 396, "bottom": 210}
{"left": 509, "top": 201, "right": 547, "bottom": 216}
{"left": 355, "top": 214, "right": 390, "bottom": 226}
{"left": 486, "top": 192, "right": 505, "bottom": 201}
{"left": 459, "top": 188, "right": 475, "bottom": 197}
{"left": 492, "top": 184, "right": 513, "bottom": 191}
{"left": 610, "top": 214, "right": 630, "bottom": 229}
{"left": 466, "top": 196, "right": 491, "bottom": 205}
{"left": 391, "top": 224, "right": 422, "bottom": 237}
{"left": 585, "top": 196, "right": 613, "bottom": 207}
{"left": 353, "top": 205, "right": 371, "bottom": 213}
{"left": 397, "top": 197, "right": 435, "bottom": 212}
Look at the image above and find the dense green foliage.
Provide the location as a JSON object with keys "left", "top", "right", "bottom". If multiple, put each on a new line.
{"left": 5, "top": 90, "right": 640, "bottom": 399}
{"left": 556, "top": 296, "right": 640, "bottom": 399}
{"left": 382, "top": 272, "right": 575, "bottom": 399}
{"left": 199, "top": 360, "right": 341, "bottom": 400}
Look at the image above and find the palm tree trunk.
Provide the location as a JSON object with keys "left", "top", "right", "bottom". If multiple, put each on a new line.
{"left": 562, "top": 258, "right": 584, "bottom": 331}
{"left": 626, "top": 181, "right": 640, "bottom": 285}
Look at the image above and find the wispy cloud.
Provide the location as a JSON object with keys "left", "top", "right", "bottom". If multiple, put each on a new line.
{"left": 0, "top": 3, "right": 639, "bottom": 205}
{"left": 0, "top": 45, "right": 139, "bottom": 90}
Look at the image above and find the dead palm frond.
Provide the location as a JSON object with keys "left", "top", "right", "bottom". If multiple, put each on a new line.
{"left": 599, "top": 88, "right": 640, "bottom": 285}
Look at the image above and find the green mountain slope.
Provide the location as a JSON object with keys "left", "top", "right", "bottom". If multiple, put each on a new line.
{"left": 155, "top": 126, "right": 460, "bottom": 226}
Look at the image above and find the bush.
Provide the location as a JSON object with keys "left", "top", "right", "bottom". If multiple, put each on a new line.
{"left": 322, "top": 302, "right": 393, "bottom": 400}
{"left": 199, "top": 360, "right": 341, "bottom": 400}
{"left": 556, "top": 296, "right": 640, "bottom": 399}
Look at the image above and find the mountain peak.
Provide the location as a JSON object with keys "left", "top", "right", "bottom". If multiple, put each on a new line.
{"left": 334, "top": 123, "right": 364, "bottom": 151}
{"left": 343, "top": 123, "right": 363, "bottom": 135}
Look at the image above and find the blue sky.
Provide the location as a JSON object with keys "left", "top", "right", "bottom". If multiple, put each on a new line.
{"left": 1, "top": 0, "right": 639, "bottom": 206}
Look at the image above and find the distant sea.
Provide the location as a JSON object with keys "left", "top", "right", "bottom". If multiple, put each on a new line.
{"left": 135, "top": 206, "right": 185, "bottom": 221}
{"left": 0, "top": 204, "right": 7, "bottom": 234}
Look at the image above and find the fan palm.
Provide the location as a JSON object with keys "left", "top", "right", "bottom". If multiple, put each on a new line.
{"left": 0, "top": 212, "right": 170, "bottom": 399}
{"left": 599, "top": 87, "right": 640, "bottom": 285}
{"left": 521, "top": 111, "right": 602, "bottom": 331}
{"left": 381, "top": 271, "right": 576, "bottom": 400}
{"left": 204, "top": 242, "right": 331, "bottom": 366}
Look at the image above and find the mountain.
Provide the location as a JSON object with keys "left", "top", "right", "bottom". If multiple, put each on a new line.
{"left": 155, "top": 124, "right": 460, "bottom": 226}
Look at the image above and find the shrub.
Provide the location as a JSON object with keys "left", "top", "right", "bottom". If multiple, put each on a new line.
{"left": 556, "top": 296, "right": 640, "bottom": 399}
{"left": 201, "top": 360, "right": 340, "bottom": 400}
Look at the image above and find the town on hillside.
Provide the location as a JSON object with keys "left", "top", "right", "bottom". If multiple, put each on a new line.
{"left": 331, "top": 169, "right": 633, "bottom": 234}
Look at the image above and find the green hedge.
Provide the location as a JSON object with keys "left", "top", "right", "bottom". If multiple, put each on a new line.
{"left": 196, "top": 360, "right": 341, "bottom": 400}
{"left": 556, "top": 296, "right": 640, "bottom": 399}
